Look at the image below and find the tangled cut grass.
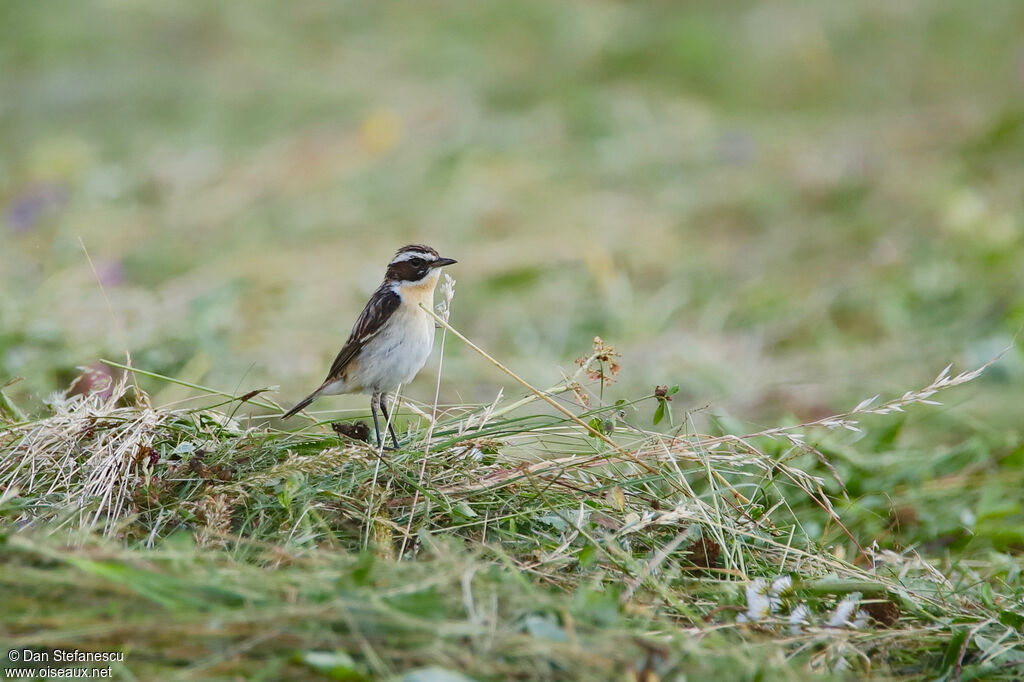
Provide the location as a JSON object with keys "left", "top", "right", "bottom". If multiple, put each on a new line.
{"left": 0, "top": 334, "right": 1020, "bottom": 679}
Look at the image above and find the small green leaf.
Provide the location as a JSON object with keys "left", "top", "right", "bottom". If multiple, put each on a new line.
{"left": 385, "top": 586, "right": 446, "bottom": 619}
{"left": 296, "top": 650, "right": 367, "bottom": 681}
{"left": 653, "top": 401, "right": 666, "bottom": 425}
{"left": 572, "top": 584, "right": 620, "bottom": 627}
{"left": 939, "top": 627, "right": 969, "bottom": 677}
{"left": 999, "top": 609, "right": 1024, "bottom": 630}
{"left": 578, "top": 544, "right": 598, "bottom": 568}
{"left": 453, "top": 502, "right": 478, "bottom": 521}
{"left": 351, "top": 552, "right": 375, "bottom": 586}
{"left": 536, "top": 513, "right": 570, "bottom": 531}
{"left": 588, "top": 417, "right": 604, "bottom": 437}
{"left": 974, "top": 633, "right": 1024, "bottom": 666}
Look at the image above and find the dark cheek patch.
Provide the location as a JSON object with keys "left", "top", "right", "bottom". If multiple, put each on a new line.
{"left": 386, "top": 262, "right": 417, "bottom": 281}
{"left": 386, "top": 261, "right": 434, "bottom": 282}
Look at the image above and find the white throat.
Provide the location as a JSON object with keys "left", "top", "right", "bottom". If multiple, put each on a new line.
{"left": 394, "top": 268, "right": 441, "bottom": 306}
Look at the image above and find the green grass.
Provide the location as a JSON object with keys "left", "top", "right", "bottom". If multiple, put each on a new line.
{"left": 2, "top": 0, "right": 1024, "bottom": 679}
{"left": 1, "top": 344, "right": 1022, "bottom": 679}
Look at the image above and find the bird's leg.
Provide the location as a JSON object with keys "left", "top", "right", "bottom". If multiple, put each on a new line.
{"left": 377, "top": 392, "right": 400, "bottom": 450}
{"left": 370, "top": 392, "right": 384, "bottom": 448}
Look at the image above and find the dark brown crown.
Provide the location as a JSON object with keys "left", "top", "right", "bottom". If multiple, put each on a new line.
{"left": 393, "top": 244, "right": 439, "bottom": 260}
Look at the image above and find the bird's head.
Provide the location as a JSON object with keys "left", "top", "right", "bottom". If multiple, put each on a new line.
{"left": 385, "top": 244, "right": 457, "bottom": 286}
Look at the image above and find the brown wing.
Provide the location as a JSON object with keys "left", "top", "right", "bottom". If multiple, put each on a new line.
{"left": 321, "top": 284, "right": 400, "bottom": 383}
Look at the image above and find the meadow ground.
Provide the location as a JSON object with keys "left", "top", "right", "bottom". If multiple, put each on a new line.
{"left": 2, "top": 2, "right": 1024, "bottom": 679}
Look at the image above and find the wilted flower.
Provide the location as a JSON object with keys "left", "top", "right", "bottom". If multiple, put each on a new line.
{"left": 827, "top": 594, "right": 862, "bottom": 628}
{"left": 737, "top": 575, "right": 793, "bottom": 623}
{"left": 788, "top": 604, "right": 811, "bottom": 635}
{"left": 771, "top": 575, "right": 793, "bottom": 597}
{"left": 436, "top": 273, "right": 456, "bottom": 322}
{"left": 567, "top": 380, "right": 591, "bottom": 408}
{"left": 576, "top": 336, "right": 620, "bottom": 384}
{"left": 737, "top": 578, "right": 772, "bottom": 623}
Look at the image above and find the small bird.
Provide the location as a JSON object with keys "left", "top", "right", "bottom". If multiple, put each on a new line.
{"left": 281, "top": 244, "right": 457, "bottom": 448}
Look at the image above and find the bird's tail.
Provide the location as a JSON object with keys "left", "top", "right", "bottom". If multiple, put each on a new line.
{"left": 281, "top": 389, "right": 319, "bottom": 420}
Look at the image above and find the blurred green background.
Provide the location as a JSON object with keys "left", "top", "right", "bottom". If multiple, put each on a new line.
{"left": 3, "top": 0, "right": 1024, "bottom": 431}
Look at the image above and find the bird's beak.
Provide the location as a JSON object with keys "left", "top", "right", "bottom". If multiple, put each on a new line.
{"left": 432, "top": 257, "right": 457, "bottom": 268}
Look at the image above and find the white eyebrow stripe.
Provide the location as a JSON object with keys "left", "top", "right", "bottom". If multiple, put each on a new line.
{"left": 390, "top": 251, "right": 436, "bottom": 264}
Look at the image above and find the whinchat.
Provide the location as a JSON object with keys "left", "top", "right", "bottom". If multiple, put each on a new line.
{"left": 281, "top": 244, "right": 457, "bottom": 448}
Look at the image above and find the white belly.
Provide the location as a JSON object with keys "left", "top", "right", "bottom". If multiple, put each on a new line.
{"left": 346, "top": 307, "right": 435, "bottom": 393}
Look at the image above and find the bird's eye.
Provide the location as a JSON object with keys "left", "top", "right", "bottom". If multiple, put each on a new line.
{"left": 410, "top": 257, "right": 425, "bottom": 267}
